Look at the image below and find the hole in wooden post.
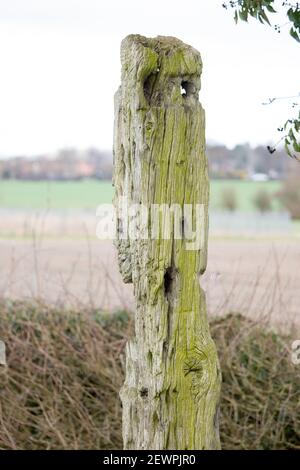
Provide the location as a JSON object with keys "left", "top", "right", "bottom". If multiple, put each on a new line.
{"left": 143, "top": 73, "right": 157, "bottom": 104}
{"left": 180, "top": 81, "right": 188, "bottom": 97}
{"left": 181, "top": 80, "right": 194, "bottom": 98}
{"left": 139, "top": 387, "right": 148, "bottom": 398}
{"left": 164, "top": 268, "right": 173, "bottom": 295}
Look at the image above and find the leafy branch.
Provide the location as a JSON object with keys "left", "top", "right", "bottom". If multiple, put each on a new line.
{"left": 223, "top": 1, "right": 300, "bottom": 160}
{"left": 282, "top": 110, "right": 300, "bottom": 160}
{"left": 262, "top": 97, "right": 300, "bottom": 160}
{"left": 222, "top": 1, "right": 300, "bottom": 41}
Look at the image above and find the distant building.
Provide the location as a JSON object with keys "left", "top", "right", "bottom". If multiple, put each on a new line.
{"left": 251, "top": 173, "right": 269, "bottom": 182}
{"left": 0, "top": 143, "right": 290, "bottom": 181}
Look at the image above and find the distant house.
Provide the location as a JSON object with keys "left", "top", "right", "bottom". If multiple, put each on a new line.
{"left": 251, "top": 173, "right": 269, "bottom": 182}
{"left": 74, "top": 160, "right": 94, "bottom": 178}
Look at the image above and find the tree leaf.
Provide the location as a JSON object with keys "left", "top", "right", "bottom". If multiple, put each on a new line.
{"left": 259, "top": 9, "right": 271, "bottom": 25}
{"left": 239, "top": 9, "right": 248, "bottom": 22}
{"left": 285, "top": 139, "right": 292, "bottom": 157}
{"left": 292, "top": 140, "right": 300, "bottom": 152}
{"left": 234, "top": 10, "right": 238, "bottom": 24}
{"left": 258, "top": 13, "right": 264, "bottom": 24}
{"left": 288, "top": 127, "right": 296, "bottom": 142}
{"left": 249, "top": 8, "right": 259, "bottom": 19}
{"left": 290, "top": 27, "right": 300, "bottom": 42}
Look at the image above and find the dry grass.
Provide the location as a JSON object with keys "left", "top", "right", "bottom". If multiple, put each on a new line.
{"left": 0, "top": 301, "right": 129, "bottom": 449}
{"left": 214, "top": 314, "right": 300, "bottom": 449}
{"left": 0, "top": 301, "right": 299, "bottom": 450}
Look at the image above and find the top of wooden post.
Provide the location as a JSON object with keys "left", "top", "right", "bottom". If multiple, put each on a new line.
{"left": 119, "top": 34, "right": 203, "bottom": 108}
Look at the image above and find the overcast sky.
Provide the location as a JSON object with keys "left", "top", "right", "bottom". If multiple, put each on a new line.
{"left": 0, "top": 0, "right": 299, "bottom": 156}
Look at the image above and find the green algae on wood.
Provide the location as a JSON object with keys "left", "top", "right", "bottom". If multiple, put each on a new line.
{"left": 113, "top": 34, "right": 221, "bottom": 450}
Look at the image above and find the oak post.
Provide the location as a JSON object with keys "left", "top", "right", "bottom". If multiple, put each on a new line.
{"left": 113, "top": 35, "right": 221, "bottom": 450}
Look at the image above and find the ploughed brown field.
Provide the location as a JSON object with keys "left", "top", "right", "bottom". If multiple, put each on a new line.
{"left": 0, "top": 237, "right": 299, "bottom": 330}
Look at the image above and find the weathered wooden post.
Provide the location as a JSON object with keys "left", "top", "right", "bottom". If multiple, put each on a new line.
{"left": 113, "top": 35, "right": 221, "bottom": 450}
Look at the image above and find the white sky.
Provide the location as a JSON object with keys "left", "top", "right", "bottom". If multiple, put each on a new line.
{"left": 0, "top": 0, "right": 299, "bottom": 156}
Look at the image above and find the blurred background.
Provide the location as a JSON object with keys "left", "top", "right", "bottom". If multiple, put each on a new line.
{"left": 0, "top": 0, "right": 299, "bottom": 327}
{"left": 0, "top": 0, "right": 299, "bottom": 450}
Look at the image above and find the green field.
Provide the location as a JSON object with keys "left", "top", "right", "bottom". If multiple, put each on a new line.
{"left": 0, "top": 180, "right": 114, "bottom": 210}
{"left": 0, "top": 179, "right": 282, "bottom": 211}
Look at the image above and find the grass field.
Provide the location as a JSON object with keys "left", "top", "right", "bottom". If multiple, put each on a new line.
{"left": 0, "top": 179, "right": 113, "bottom": 210}
{"left": 0, "top": 179, "right": 282, "bottom": 211}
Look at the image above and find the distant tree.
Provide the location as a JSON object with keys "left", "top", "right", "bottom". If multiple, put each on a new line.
{"left": 223, "top": 0, "right": 300, "bottom": 160}
{"left": 253, "top": 188, "right": 272, "bottom": 212}
{"left": 221, "top": 187, "right": 238, "bottom": 211}
{"left": 2, "top": 169, "right": 11, "bottom": 179}
{"left": 276, "top": 172, "right": 300, "bottom": 218}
